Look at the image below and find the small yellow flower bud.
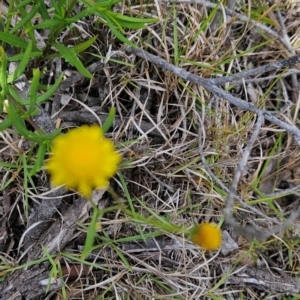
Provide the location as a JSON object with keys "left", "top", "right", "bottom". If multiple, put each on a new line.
{"left": 190, "top": 223, "right": 222, "bottom": 251}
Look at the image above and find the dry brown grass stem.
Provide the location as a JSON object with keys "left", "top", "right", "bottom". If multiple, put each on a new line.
{"left": 223, "top": 113, "right": 271, "bottom": 241}
{"left": 126, "top": 46, "right": 300, "bottom": 144}
{"left": 158, "top": 0, "right": 295, "bottom": 52}
{"left": 196, "top": 112, "right": 280, "bottom": 224}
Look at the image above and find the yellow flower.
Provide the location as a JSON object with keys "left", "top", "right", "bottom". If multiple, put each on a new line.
{"left": 190, "top": 223, "right": 222, "bottom": 251}
{"left": 46, "top": 125, "right": 121, "bottom": 198}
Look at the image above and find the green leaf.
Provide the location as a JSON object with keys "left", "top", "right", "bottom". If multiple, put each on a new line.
{"left": 0, "top": 161, "right": 16, "bottom": 168}
{"left": 102, "top": 107, "right": 116, "bottom": 133}
{"left": 15, "top": 0, "right": 33, "bottom": 9}
{"left": 0, "top": 32, "right": 28, "bottom": 49}
{"left": 30, "top": 143, "right": 47, "bottom": 176}
{"left": 6, "top": 100, "right": 61, "bottom": 142}
{"left": 32, "top": 19, "right": 64, "bottom": 30}
{"left": 50, "top": 0, "right": 64, "bottom": 16}
{"left": 93, "top": 0, "right": 122, "bottom": 9}
{"left": 34, "top": 0, "right": 50, "bottom": 20}
{"left": 107, "top": 11, "right": 158, "bottom": 29}
{"left": 8, "top": 51, "right": 42, "bottom": 61}
{"left": 6, "top": 103, "right": 29, "bottom": 138}
{"left": 73, "top": 35, "right": 98, "bottom": 53}
{"left": 54, "top": 42, "right": 93, "bottom": 78}
{"left": 64, "top": 9, "right": 90, "bottom": 24}
{"left": 8, "top": 73, "right": 63, "bottom": 106}
{"left": 8, "top": 85, "right": 22, "bottom": 103}
{"left": 10, "top": 5, "right": 40, "bottom": 34}
{"left": 8, "top": 41, "right": 33, "bottom": 83}
{"left": 80, "top": 0, "right": 111, "bottom": 10}
{"left": 104, "top": 16, "right": 137, "bottom": 48}
{"left": 33, "top": 128, "right": 62, "bottom": 142}
{"left": 36, "top": 73, "right": 64, "bottom": 105}
{"left": 0, "top": 47, "right": 9, "bottom": 105}
{"left": 81, "top": 208, "right": 99, "bottom": 260}
{"left": 0, "top": 118, "right": 12, "bottom": 131}
{"left": 28, "top": 68, "right": 40, "bottom": 115}
{"left": 41, "top": 246, "right": 58, "bottom": 293}
{"left": 79, "top": 0, "right": 156, "bottom": 46}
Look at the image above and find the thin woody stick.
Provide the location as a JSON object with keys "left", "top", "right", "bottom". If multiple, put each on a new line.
{"left": 125, "top": 47, "right": 300, "bottom": 145}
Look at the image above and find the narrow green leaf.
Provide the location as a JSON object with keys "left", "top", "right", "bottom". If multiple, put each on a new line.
{"left": 73, "top": 35, "right": 98, "bottom": 53}
{"left": 36, "top": 73, "right": 64, "bottom": 104}
{"left": 111, "top": 244, "right": 132, "bottom": 270}
{"left": 102, "top": 107, "right": 116, "bottom": 133}
{"left": 6, "top": 100, "right": 61, "bottom": 142}
{"left": 10, "top": 5, "right": 40, "bottom": 34}
{"left": 107, "top": 11, "right": 158, "bottom": 29}
{"left": 0, "top": 32, "right": 28, "bottom": 49}
{"left": 0, "top": 118, "right": 12, "bottom": 131}
{"left": 0, "top": 47, "right": 9, "bottom": 99}
{"left": 81, "top": 208, "right": 99, "bottom": 260}
{"left": 93, "top": 0, "right": 122, "bottom": 10}
{"left": 0, "top": 93, "right": 4, "bottom": 114}
{"left": 12, "top": 73, "right": 63, "bottom": 106}
{"left": 6, "top": 103, "right": 30, "bottom": 138}
{"left": 117, "top": 171, "right": 135, "bottom": 212}
{"left": 32, "top": 19, "right": 64, "bottom": 30}
{"left": 64, "top": 9, "right": 90, "bottom": 24}
{"left": 104, "top": 17, "right": 137, "bottom": 48}
{"left": 30, "top": 128, "right": 62, "bottom": 142}
{"left": 8, "top": 86, "right": 22, "bottom": 103}
{"left": 15, "top": 0, "right": 33, "bottom": 9}
{"left": 28, "top": 68, "right": 40, "bottom": 114}
{"left": 41, "top": 246, "right": 58, "bottom": 293}
{"left": 79, "top": 0, "right": 107, "bottom": 9}
{"left": 8, "top": 51, "right": 42, "bottom": 61}
{"left": 34, "top": 0, "right": 50, "bottom": 20}
{"left": 50, "top": 0, "right": 62, "bottom": 15}
{"left": 30, "top": 143, "right": 47, "bottom": 176}
{"left": 54, "top": 42, "right": 93, "bottom": 78}
{"left": 0, "top": 161, "right": 16, "bottom": 168}
{"left": 8, "top": 41, "right": 32, "bottom": 83}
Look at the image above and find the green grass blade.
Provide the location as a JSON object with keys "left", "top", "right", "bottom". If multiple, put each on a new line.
{"left": 102, "top": 107, "right": 116, "bottom": 133}
{"left": 28, "top": 68, "right": 40, "bottom": 115}
{"left": 81, "top": 208, "right": 100, "bottom": 260}
{"left": 0, "top": 47, "right": 8, "bottom": 112}
{"left": 30, "top": 143, "right": 47, "bottom": 176}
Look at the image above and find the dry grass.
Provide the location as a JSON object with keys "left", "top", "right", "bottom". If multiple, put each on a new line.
{"left": 1, "top": 0, "right": 300, "bottom": 299}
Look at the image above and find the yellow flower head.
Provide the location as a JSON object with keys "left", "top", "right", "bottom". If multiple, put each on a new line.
{"left": 46, "top": 125, "right": 121, "bottom": 198}
{"left": 190, "top": 223, "right": 222, "bottom": 251}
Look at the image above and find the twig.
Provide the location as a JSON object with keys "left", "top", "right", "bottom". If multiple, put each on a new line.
{"left": 266, "top": 184, "right": 300, "bottom": 198}
{"left": 197, "top": 112, "right": 279, "bottom": 224}
{"left": 273, "top": 0, "right": 298, "bottom": 103}
{"left": 125, "top": 47, "right": 300, "bottom": 145}
{"left": 211, "top": 62, "right": 300, "bottom": 86}
{"left": 224, "top": 113, "right": 264, "bottom": 224}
